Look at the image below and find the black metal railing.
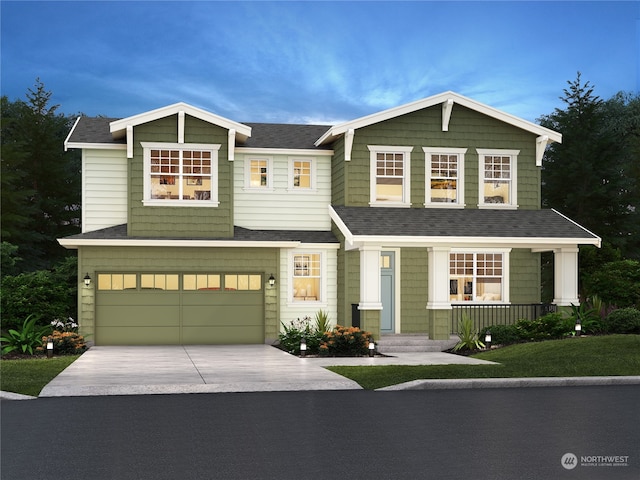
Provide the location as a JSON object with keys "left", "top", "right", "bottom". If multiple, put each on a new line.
{"left": 451, "top": 304, "right": 557, "bottom": 334}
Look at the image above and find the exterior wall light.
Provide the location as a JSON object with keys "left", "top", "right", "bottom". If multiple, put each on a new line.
{"left": 84, "top": 273, "right": 92, "bottom": 287}
{"left": 575, "top": 318, "right": 582, "bottom": 336}
{"left": 268, "top": 274, "right": 275, "bottom": 287}
{"left": 47, "top": 337, "right": 54, "bottom": 358}
{"left": 300, "top": 337, "right": 307, "bottom": 357}
{"left": 484, "top": 330, "right": 492, "bottom": 349}
{"left": 368, "top": 338, "right": 375, "bottom": 357}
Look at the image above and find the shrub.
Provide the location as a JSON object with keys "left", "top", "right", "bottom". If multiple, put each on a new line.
{"left": 36, "top": 331, "right": 87, "bottom": 355}
{"left": 583, "top": 260, "right": 640, "bottom": 308}
{"left": 604, "top": 308, "right": 640, "bottom": 334}
{"left": 514, "top": 313, "right": 574, "bottom": 341}
{"left": 0, "top": 314, "right": 52, "bottom": 355}
{"left": 314, "top": 309, "right": 332, "bottom": 333}
{"left": 278, "top": 317, "right": 323, "bottom": 355}
{"left": 1, "top": 261, "right": 77, "bottom": 330}
{"left": 479, "top": 324, "right": 521, "bottom": 346}
{"left": 319, "top": 325, "right": 373, "bottom": 357}
{"left": 453, "top": 315, "right": 484, "bottom": 352}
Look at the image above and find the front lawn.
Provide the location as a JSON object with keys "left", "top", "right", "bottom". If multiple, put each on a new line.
{"left": 1, "top": 355, "right": 80, "bottom": 397}
{"left": 326, "top": 335, "right": 640, "bottom": 390}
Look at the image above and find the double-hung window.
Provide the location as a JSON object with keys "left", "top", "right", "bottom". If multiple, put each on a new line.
{"left": 245, "top": 157, "right": 273, "bottom": 189}
{"left": 369, "top": 146, "right": 412, "bottom": 206}
{"left": 423, "top": 147, "right": 466, "bottom": 207}
{"left": 477, "top": 149, "right": 519, "bottom": 208}
{"left": 291, "top": 252, "right": 322, "bottom": 302}
{"left": 449, "top": 252, "right": 508, "bottom": 303}
{"left": 142, "top": 142, "right": 220, "bottom": 206}
{"left": 289, "top": 158, "right": 314, "bottom": 190}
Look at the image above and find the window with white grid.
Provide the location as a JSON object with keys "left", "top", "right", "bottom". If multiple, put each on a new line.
{"left": 368, "top": 145, "right": 412, "bottom": 206}
{"left": 449, "top": 252, "right": 504, "bottom": 302}
{"left": 477, "top": 149, "right": 519, "bottom": 208}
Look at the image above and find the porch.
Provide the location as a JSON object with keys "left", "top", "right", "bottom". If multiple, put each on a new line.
{"left": 451, "top": 303, "right": 558, "bottom": 334}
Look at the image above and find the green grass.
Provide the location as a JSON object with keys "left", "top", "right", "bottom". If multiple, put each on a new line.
{"left": 1, "top": 355, "right": 79, "bottom": 397}
{"left": 327, "top": 335, "right": 640, "bottom": 390}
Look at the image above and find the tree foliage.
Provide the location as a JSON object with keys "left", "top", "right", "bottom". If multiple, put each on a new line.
{"left": 538, "top": 73, "right": 640, "bottom": 261}
{"left": 1, "top": 79, "right": 81, "bottom": 271}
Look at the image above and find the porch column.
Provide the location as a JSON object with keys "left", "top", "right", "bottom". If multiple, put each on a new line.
{"left": 426, "top": 246, "right": 452, "bottom": 309}
{"left": 427, "top": 247, "right": 452, "bottom": 340}
{"left": 359, "top": 245, "right": 383, "bottom": 310}
{"left": 553, "top": 247, "right": 580, "bottom": 306}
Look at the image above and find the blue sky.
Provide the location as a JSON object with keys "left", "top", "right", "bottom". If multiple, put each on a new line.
{"left": 1, "top": 1, "right": 638, "bottom": 125}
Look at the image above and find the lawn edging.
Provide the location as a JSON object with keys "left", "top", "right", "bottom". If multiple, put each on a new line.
{"left": 376, "top": 375, "right": 640, "bottom": 391}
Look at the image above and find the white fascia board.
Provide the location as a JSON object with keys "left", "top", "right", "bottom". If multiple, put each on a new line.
{"left": 64, "top": 116, "right": 81, "bottom": 151}
{"left": 294, "top": 243, "right": 341, "bottom": 250}
{"left": 236, "top": 147, "right": 334, "bottom": 156}
{"left": 315, "top": 91, "right": 562, "bottom": 146}
{"left": 551, "top": 209, "right": 602, "bottom": 247}
{"left": 57, "top": 238, "right": 301, "bottom": 250}
{"left": 64, "top": 142, "right": 127, "bottom": 151}
{"left": 328, "top": 205, "right": 354, "bottom": 248}
{"left": 109, "top": 102, "right": 252, "bottom": 141}
{"left": 346, "top": 235, "right": 601, "bottom": 250}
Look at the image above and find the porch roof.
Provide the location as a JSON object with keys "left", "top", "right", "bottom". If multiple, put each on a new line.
{"left": 329, "top": 206, "right": 601, "bottom": 249}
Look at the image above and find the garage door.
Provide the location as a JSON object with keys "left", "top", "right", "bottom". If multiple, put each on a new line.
{"left": 95, "top": 273, "right": 264, "bottom": 345}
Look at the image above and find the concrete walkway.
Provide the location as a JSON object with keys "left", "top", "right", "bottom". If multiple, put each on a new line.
{"left": 35, "top": 345, "right": 494, "bottom": 397}
{"left": 4, "top": 345, "right": 638, "bottom": 399}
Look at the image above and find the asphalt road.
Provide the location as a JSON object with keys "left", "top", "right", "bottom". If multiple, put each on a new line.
{"left": 2, "top": 386, "right": 639, "bottom": 480}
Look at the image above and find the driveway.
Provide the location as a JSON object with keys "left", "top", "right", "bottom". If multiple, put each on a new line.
{"left": 38, "top": 344, "right": 496, "bottom": 397}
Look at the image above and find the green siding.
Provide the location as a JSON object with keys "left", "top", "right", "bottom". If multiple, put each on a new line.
{"left": 400, "top": 248, "right": 429, "bottom": 333}
{"left": 337, "top": 104, "right": 540, "bottom": 209}
{"left": 510, "top": 249, "right": 541, "bottom": 303}
{"left": 129, "top": 115, "right": 234, "bottom": 238}
{"left": 331, "top": 137, "right": 345, "bottom": 205}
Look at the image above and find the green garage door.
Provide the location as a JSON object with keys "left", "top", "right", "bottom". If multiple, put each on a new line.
{"left": 95, "top": 273, "right": 264, "bottom": 345}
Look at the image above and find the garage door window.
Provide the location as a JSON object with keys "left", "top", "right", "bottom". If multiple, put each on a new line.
{"left": 141, "top": 274, "right": 179, "bottom": 290}
{"left": 224, "top": 274, "right": 262, "bottom": 291}
{"left": 183, "top": 274, "right": 221, "bottom": 290}
{"left": 97, "top": 274, "right": 137, "bottom": 290}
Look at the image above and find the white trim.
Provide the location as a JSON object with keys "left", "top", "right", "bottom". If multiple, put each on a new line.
{"left": 477, "top": 148, "right": 519, "bottom": 209}
{"left": 178, "top": 111, "right": 185, "bottom": 144}
{"left": 423, "top": 147, "right": 467, "bottom": 208}
{"left": 141, "top": 141, "right": 221, "bottom": 206}
{"left": 368, "top": 145, "right": 413, "bottom": 207}
{"left": 315, "top": 91, "right": 562, "bottom": 147}
{"left": 64, "top": 116, "right": 82, "bottom": 151}
{"left": 344, "top": 129, "right": 355, "bottom": 161}
{"left": 287, "top": 249, "right": 327, "bottom": 306}
{"left": 228, "top": 129, "right": 236, "bottom": 161}
{"left": 287, "top": 156, "right": 316, "bottom": 191}
{"left": 449, "top": 249, "right": 511, "bottom": 304}
{"left": 64, "top": 142, "right": 127, "bottom": 151}
{"left": 126, "top": 125, "right": 133, "bottom": 158}
{"left": 58, "top": 238, "right": 303, "bottom": 249}
{"left": 236, "top": 147, "right": 334, "bottom": 156}
{"left": 244, "top": 156, "right": 274, "bottom": 190}
{"left": 110, "top": 102, "right": 251, "bottom": 141}
{"left": 552, "top": 209, "right": 602, "bottom": 247}
{"left": 442, "top": 98, "right": 454, "bottom": 132}
{"left": 535, "top": 135, "right": 549, "bottom": 167}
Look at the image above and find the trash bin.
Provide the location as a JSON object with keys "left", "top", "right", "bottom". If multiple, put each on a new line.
{"left": 351, "top": 304, "right": 360, "bottom": 328}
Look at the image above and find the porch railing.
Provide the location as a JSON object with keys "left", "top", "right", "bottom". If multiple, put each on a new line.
{"left": 451, "top": 304, "right": 557, "bottom": 334}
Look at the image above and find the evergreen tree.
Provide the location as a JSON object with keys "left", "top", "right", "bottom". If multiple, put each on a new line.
{"left": 538, "top": 73, "right": 640, "bottom": 260}
{"left": 1, "top": 79, "right": 81, "bottom": 271}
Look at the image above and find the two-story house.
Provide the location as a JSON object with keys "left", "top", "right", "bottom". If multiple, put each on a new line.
{"left": 60, "top": 91, "right": 600, "bottom": 346}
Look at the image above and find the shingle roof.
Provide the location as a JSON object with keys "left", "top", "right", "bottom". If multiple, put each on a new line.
{"left": 63, "top": 224, "right": 338, "bottom": 244}
{"left": 66, "top": 117, "right": 333, "bottom": 150}
{"left": 67, "top": 117, "right": 124, "bottom": 145}
{"left": 331, "top": 206, "right": 600, "bottom": 241}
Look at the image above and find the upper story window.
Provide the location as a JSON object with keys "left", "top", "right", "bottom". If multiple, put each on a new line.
{"left": 368, "top": 145, "right": 413, "bottom": 207}
{"left": 477, "top": 149, "right": 519, "bottom": 209}
{"left": 423, "top": 147, "right": 467, "bottom": 207}
{"left": 245, "top": 157, "right": 273, "bottom": 189}
{"left": 289, "top": 158, "right": 314, "bottom": 190}
{"left": 142, "top": 142, "right": 220, "bottom": 207}
{"left": 449, "top": 252, "right": 508, "bottom": 303}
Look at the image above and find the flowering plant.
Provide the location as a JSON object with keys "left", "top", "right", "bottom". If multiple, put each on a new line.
{"left": 51, "top": 317, "right": 78, "bottom": 332}
{"left": 319, "top": 325, "right": 373, "bottom": 357}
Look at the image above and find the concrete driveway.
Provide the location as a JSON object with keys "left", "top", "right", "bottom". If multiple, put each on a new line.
{"left": 38, "top": 344, "right": 496, "bottom": 397}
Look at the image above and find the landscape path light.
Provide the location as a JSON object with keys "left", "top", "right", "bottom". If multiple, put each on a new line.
{"left": 368, "top": 338, "right": 375, "bottom": 357}
{"left": 484, "top": 330, "right": 492, "bottom": 349}
{"left": 47, "top": 337, "right": 54, "bottom": 358}
{"left": 575, "top": 318, "right": 582, "bottom": 336}
{"left": 300, "top": 337, "right": 307, "bottom": 357}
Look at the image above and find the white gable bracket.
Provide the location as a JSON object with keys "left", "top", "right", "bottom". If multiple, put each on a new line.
{"left": 126, "top": 125, "right": 133, "bottom": 158}
{"left": 228, "top": 129, "right": 236, "bottom": 161}
{"left": 178, "top": 111, "right": 185, "bottom": 144}
{"left": 442, "top": 98, "right": 454, "bottom": 132}
{"left": 536, "top": 135, "right": 549, "bottom": 167}
{"left": 344, "top": 129, "right": 355, "bottom": 161}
